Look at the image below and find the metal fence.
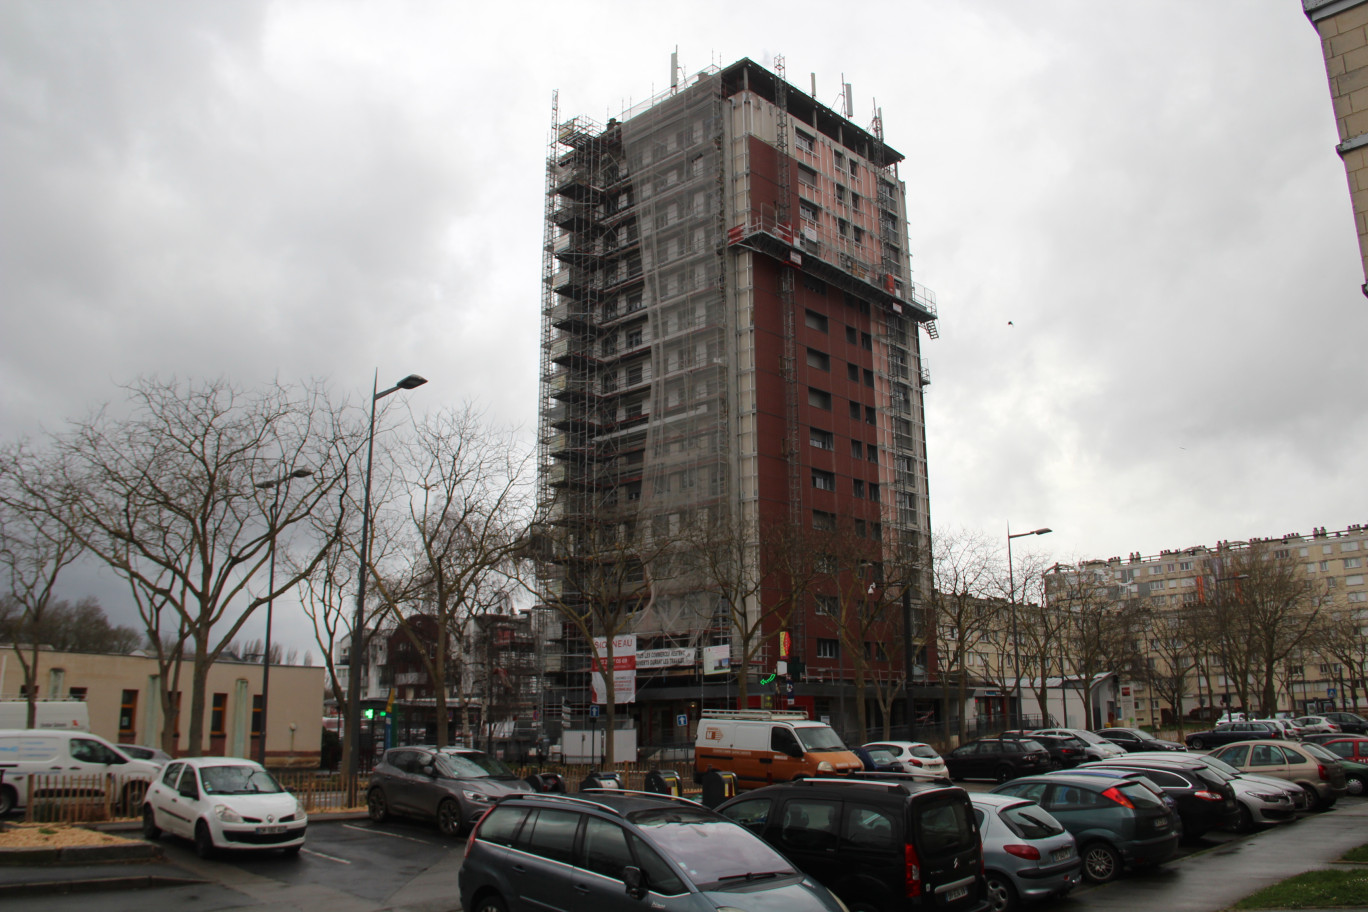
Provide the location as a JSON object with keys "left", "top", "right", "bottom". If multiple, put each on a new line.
{"left": 13, "top": 773, "right": 148, "bottom": 824}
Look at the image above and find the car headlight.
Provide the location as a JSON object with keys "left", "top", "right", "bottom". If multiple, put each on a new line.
{"left": 462, "top": 790, "right": 494, "bottom": 804}
{"left": 213, "top": 804, "right": 244, "bottom": 824}
{"left": 816, "top": 761, "right": 834, "bottom": 772}
{"left": 1251, "top": 792, "right": 1286, "bottom": 802}
{"left": 295, "top": 798, "right": 307, "bottom": 819}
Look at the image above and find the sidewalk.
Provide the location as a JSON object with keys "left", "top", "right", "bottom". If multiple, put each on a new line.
{"left": 1071, "top": 798, "right": 1368, "bottom": 911}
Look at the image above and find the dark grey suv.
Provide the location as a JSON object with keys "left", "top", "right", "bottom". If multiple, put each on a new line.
{"left": 459, "top": 790, "right": 848, "bottom": 912}
{"left": 367, "top": 746, "right": 531, "bottom": 836}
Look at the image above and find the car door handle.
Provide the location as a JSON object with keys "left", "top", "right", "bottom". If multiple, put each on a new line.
{"left": 574, "top": 884, "right": 590, "bottom": 895}
{"left": 512, "top": 864, "right": 526, "bottom": 874}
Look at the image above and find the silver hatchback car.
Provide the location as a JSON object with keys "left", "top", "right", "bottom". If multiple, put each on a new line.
{"left": 971, "top": 793, "right": 1080, "bottom": 912}
{"left": 367, "top": 746, "right": 531, "bottom": 836}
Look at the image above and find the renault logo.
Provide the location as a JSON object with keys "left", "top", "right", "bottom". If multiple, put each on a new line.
{"left": 267, "top": 814, "right": 275, "bottom": 823}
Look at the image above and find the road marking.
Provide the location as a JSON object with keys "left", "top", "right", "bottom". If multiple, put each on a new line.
{"left": 302, "top": 847, "right": 352, "bottom": 864}
{"left": 342, "top": 823, "right": 442, "bottom": 846}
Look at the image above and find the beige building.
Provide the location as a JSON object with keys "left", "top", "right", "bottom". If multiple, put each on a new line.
{"left": 0, "top": 648, "right": 325, "bottom": 766}
{"left": 1051, "top": 524, "right": 1368, "bottom": 727}
{"left": 1304, "top": 0, "right": 1368, "bottom": 295}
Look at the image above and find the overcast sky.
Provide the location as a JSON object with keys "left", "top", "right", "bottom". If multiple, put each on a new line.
{"left": 3, "top": 1, "right": 1365, "bottom": 653}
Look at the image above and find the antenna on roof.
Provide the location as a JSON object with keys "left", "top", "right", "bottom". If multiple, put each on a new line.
{"left": 671, "top": 48, "right": 679, "bottom": 92}
{"left": 842, "top": 74, "right": 853, "bottom": 117}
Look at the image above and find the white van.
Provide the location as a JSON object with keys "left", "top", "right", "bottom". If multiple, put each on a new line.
{"left": 694, "top": 709, "right": 863, "bottom": 789}
{"left": 0, "top": 700, "right": 90, "bottom": 732}
{"left": 0, "top": 729, "right": 160, "bottom": 815}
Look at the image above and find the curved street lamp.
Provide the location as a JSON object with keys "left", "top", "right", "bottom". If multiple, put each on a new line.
{"left": 1008, "top": 524, "right": 1052, "bottom": 726}
{"left": 346, "top": 372, "right": 427, "bottom": 800}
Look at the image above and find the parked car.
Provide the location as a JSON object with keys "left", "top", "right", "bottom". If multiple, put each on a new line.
{"left": 1294, "top": 716, "right": 1341, "bottom": 734}
{"left": 1001, "top": 731, "right": 1091, "bottom": 769}
{"left": 1300, "top": 740, "right": 1368, "bottom": 796}
{"left": 694, "top": 709, "right": 862, "bottom": 788}
{"left": 1078, "top": 759, "right": 1240, "bottom": 840}
{"left": 1097, "top": 728, "right": 1186, "bottom": 753}
{"left": 119, "top": 744, "right": 173, "bottom": 766}
{"left": 1184, "top": 721, "right": 1283, "bottom": 750}
{"left": 1315, "top": 736, "right": 1368, "bottom": 764}
{"left": 1257, "top": 718, "right": 1304, "bottom": 740}
{"left": 862, "top": 740, "right": 949, "bottom": 779}
{"left": 142, "top": 757, "right": 305, "bottom": 857}
{"left": 971, "top": 793, "right": 1081, "bottom": 912}
{"left": 367, "top": 745, "right": 532, "bottom": 836}
{"left": 1207, "top": 740, "right": 1348, "bottom": 810}
{"left": 1117, "top": 751, "right": 1305, "bottom": 829}
{"left": 946, "top": 738, "right": 1052, "bottom": 782}
{"left": 990, "top": 772, "right": 1180, "bottom": 884}
{"left": 1300, "top": 731, "right": 1355, "bottom": 745}
{"left": 1319, "top": 711, "right": 1368, "bottom": 735}
{"left": 1028, "top": 729, "right": 1126, "bottom": 761}
{"left": 460, "top": 791, "right": 850, "bottom": 912}
{"left": 854, "top": 745, "right": 908, "bottom": 773}
{"left": 717, "top": 777, "right": 989, "bottom": 912}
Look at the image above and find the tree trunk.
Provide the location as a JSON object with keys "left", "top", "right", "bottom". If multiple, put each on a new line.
{"left": 602, "top": 637, "right": 617, "bottom": 765}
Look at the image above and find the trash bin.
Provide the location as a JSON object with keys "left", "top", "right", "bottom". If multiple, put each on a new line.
{"left": 579, "top": 770, "right": 623, "bottom": 791}
{"left": 525, "top": 772, "right": 566, "bottom": 793}
{"left": 699, "top": 769, "right": 737, "bottom": 808}
{"left": 644, "top": 769, "right": 681, "bottom": 796}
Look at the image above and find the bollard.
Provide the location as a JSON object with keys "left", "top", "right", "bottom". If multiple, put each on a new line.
{"left": 699, "top": 769, "right": 737, "bottom": 808}
{"left": 643, "top": 769, "right": 681, "bottom": 796}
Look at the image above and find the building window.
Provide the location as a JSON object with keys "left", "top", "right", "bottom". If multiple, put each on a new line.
{"left": 806, "top": 348, "right": 830, "bottom": 371}
{"left": 798, "top": 164, "right": 818, "bottom": 188}
{"left": 1346, "top": 557, "right": 1363, "bottom": 569}
{"left": 812, "top": 469, "right": 836, "bottom": 492}
{"left": 855, "top": 519, "right": 867, "bottom": 537}
{"left": 211, "top": 693, "right": 227, "bottom": 737}
{"left": 795, "top": 129, "right": 816, "bottom": 154}
{"left": 852, "top": 194, "right": 862, "bottom": 212}
{"left": 810, "top": 428, "right": 834, "bottom": 451}
{"left": 847, "top": 363, "right": 859, "bottom": 382}
{"left": 1347, "top": 575, "right": 1364, "bottom": 586}
{"left": 846, "top": 326, "right": 857, "bottom": 344}
{"left": 863, "top": 368, "right": 874, "bottom": 387}
{"left": 808, "top": 388, "right": 832, "bottom": 410}
{"left": 869, "top": 483, "right": 880, "bottom": 503}
{"left": 68, "top": 687, "right": 87, "bottom": 702}
{"left": 813, "top": 510, "right": 836, "bottom": 531}
{"left": 867, "top": 446, "right": 877, "bottom": 464}
{"left": 799, "top": 199, "right": 820, "bottom": 223}
{"left": 816, "top": 595, "right": 837, "bottom": 616}
{"left": 850, "top": 440, "right": 863, "bottom": 459}
{"left": 853, "top": 479, "right": 865, "bottom": 498}
{"left": 862, "top": 332, "right": 873, "bottom": 351}
{"left": 817, "top": 638, "right": 840, "bottom": 659}
{"left": 118, "top": 690, "right": 138, "bottom": 739}
{"left": 805, "top": 309, "right": 828, "bottom": 332}
{"left": 849, "top": 401, "right": 861, "bottom": 420}
{"left": 865, "top": 406, "right": 876, "bottom": 425}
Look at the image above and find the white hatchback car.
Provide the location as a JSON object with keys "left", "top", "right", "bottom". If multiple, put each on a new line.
{"left": 861, "top": 740, "right": 949, "bottom": 778}
{"left": 142, "top": 757, "right": 306, "bottom": 857}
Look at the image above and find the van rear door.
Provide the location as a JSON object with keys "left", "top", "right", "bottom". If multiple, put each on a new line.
{"left": 908, "top": 792, "right": 984, "bottom": 911}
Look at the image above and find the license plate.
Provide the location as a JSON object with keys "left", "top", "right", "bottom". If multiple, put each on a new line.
{"left": 257, "top": 825, "right": 286, "bottom": 834}
{"left": 1052, "top": 847, "right": 1074, "bottom": 862}
{"left": 946, "top": 886, "right": 968, "bottom": 902}
{"left": 1154, "top": 817, "right": 1170, "bottom": 829}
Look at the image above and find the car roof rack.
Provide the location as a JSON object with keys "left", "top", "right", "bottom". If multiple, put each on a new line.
{"left": 699, "top": 709, "right": 810, "bottom": 721}
{"left": 579, "top": 788, "right": 706, "bottom": 808}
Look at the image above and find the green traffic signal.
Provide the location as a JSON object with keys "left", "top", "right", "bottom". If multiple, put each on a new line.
{"left": 363, "top": 708, "right": 375, "bottom": 720}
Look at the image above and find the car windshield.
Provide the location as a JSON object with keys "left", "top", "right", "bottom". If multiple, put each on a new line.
{"left": 1001, "top": 802, "right": 1065, "bottom": 838}
{"left": 199, "top": 765, "right": 284, "bottom": 795}
{"left": 795, "top": 726, "right": 848, "bottom": 752}
{"left": 1197, "top": 755, "right": 1241, "bottom": 776}
{"left": 438, "top": 752, "right": 518, "bottom": 779}
{"left": 1069, "top": 731, "right": 1111, "bottom": 746}
{"left": 628, "top": 810, "right": 795, "bottom": 889}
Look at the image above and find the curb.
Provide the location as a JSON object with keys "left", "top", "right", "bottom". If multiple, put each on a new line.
{"left": 0, "top": 841, "right": 162, "bottom": 866}
{"left": 0, "top": 874, "right": 203, "bottom": 898}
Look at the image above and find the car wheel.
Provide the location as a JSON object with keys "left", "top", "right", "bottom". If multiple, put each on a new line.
{"left": 1347, "top": 777, "right": 1366, "bottom": 797}
{"left": 194, "top": 820, "right": 216, "bottom": 859}
{"left": 0, "top": 785, "right": 16, "bottom": 817}
{"left": 118, "top": 781, "right": 147, "bottom": 816}
{"left": 985, "top": 872, "right": 1019, "bottom": 912}
{"left": 367, "top": 788, "right": 389, "bottom": 823}
{"left": 1302, "top": 786, "right": 1323, "bottom": 812}
{"left": 1189, "top": 738, "right": 1205, "bottom": 750}
{"left": 142, "top": 805, "right": 161, "bottom": 841}
{"left": 1235, "top": 802, "right": 1256, "bottom": 833}
{"left": 472, "top": 892, "right": 507, "bottom": 912}
{"left": 995, "top": 765, "right": 1014, "bottom": 784}
{"left": 1082, "top": 842, "right": 1121, "bottom": 884}
{"left": 1048, "top": 759, "right": 1063, "bottom": 771}
{"left": 437, "top": 798, "right": 463, "bottom": 837}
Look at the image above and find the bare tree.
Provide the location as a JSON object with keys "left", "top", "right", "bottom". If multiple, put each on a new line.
{"left": 0, "top": 447, "right": 85, "bottom": 726}
{"left": 1006, "top": 553, "right": 1064, "bottom": 724}
{"left": 1199, "top": 543, "right": 1321, "bottom": 716}
{"left": 1048, "top": 564, "right": 1122, "bottom": 730}
{"left": 365, "top": 406, "right": 535, "bottom": 749}
{"left": 677, "top": 510, "right": 819, "bottom": 708}
{"left": 932, "top": 527, "right": 1004, "bottom": 739}
{"left": 523, "top": 500, "right": 679, "bottom": 765}
{"left": 27, "top": 377, "right": 358, "bottom": 756}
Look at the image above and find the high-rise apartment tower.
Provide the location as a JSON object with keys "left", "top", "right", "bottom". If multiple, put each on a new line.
{"left": 538, "top": 58, "right": 939, "bottom": 745}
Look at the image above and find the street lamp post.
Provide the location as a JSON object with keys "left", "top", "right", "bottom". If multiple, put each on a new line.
{"left": 1007, "top": 524, "right": 1052, "bottom": 727}
{"left": 254, "top": 467, "right": 314, "bottom": 766}
{"left": 345, "top": 372, "right": 427, "bottom": 802}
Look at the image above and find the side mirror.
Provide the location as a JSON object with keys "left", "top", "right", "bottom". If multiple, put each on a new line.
{"left": 623, "top": 865, "right": 647, "bottom": 900}
{"left": 423, "top": 764, "right": 438, "bottom": 778}
{"left": 785, "top": 744, "right": 804, "bottom": 758}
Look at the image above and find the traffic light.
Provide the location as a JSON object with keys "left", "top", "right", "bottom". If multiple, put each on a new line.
{"left": 363, "top": 708, "right": 375, "bottom": 720}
